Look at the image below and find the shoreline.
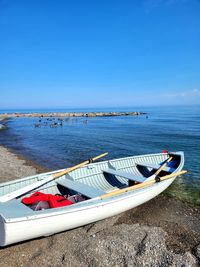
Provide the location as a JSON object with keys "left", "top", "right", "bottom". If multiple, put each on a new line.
{"left": 0, "top": 144, "right": 199, "bottom": 266}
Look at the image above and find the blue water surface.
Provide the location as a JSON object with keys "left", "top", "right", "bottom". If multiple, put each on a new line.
{"left": 0, "top": 105, "right": 199, "bottom": 204}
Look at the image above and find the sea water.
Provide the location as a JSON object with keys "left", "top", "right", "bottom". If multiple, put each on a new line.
{"left": 0, "top": 105, "right": 199, "bottom": 204}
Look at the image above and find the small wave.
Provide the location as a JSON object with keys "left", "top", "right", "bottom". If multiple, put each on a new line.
{"left": 0, "top": 124, "right": 6, "bottom": 130}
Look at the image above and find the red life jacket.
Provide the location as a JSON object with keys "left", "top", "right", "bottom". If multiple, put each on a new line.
{"left": 48, "top": 195, "right": 73, "bottom": 208}
{"left": 22, "top": 192, "right": 73, "bottom": 208}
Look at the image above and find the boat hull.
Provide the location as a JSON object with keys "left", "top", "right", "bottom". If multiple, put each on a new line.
{"left": 0, "top": 178, "right": 175, "bottom": 246}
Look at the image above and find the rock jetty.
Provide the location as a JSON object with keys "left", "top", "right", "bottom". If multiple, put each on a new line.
{"left": 0, "top": 111, "right": 147, "bottom": 119}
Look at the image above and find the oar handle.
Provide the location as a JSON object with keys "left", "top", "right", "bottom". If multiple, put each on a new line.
{"left": 53, "top": 152, "right": 108, "bottom": 179}
{"left": 157, "top": 170, "right": 187, "bottom": 180}
{"left": 100, "top": 170, "right": 187, "bottom": 200}
{"left": 92, "top": 152, "right": 108, "bottom": 162}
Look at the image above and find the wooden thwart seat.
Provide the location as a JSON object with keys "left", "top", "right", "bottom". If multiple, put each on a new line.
{"left": 57, "top": 179, "right": 105, "bottom": 198}
{"left": 102, "top": 168, "right": 146, "bottom": 183}
{"left": 136, "top": 162, "right": 175, "bottom": 173}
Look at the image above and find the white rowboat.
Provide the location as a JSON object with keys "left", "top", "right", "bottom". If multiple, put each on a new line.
{"left": 0, "top": 151, "right": 185, "bottom": 246}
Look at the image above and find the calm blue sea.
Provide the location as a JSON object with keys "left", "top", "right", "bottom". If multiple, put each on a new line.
{"left": 0, "top": 106, "right": 199, "bottom": 204}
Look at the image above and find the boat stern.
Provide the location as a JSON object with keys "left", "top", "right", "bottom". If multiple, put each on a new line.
{"left": 170, "top": 151, "right": 185, "bottom": 171}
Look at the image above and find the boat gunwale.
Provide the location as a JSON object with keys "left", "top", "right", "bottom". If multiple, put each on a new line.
{"left": 0, "top": 151, "right": 171, "bottom": 188}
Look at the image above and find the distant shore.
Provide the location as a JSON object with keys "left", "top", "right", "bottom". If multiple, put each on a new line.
{"left": 0, "top": 111, "right": 147, "bottom": 119}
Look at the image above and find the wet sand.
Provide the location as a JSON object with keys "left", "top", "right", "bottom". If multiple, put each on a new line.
{"left": 0, "top": 145, "right": 199, "bottom": 266}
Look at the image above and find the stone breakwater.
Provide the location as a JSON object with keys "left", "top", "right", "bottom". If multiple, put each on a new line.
{"left": 0, "top": 111, "right": 147, "bottom": 119}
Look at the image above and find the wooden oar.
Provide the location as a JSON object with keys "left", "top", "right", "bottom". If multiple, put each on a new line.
{"left": 0, "top": 152, "right": 108, "bottom": 203}
{"left": 145, "top": 156, "right": 173, "bottom": 182}
{"left": 100, "top": 170, "right": 187, "bottom": 200}
{"left": 154, "top": 156, "right": 173, "bottom": 176}
{"left": 52, "top": 152, "right": 108, "bottom": 179}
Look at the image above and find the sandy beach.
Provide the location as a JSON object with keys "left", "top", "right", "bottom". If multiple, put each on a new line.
{"left": 0, "top": 145, "right": 199, "bottom": 267}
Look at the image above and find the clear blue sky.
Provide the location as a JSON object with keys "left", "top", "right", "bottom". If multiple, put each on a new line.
{"left": 0, "top": 0, "right": 200, "bottom": 109}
